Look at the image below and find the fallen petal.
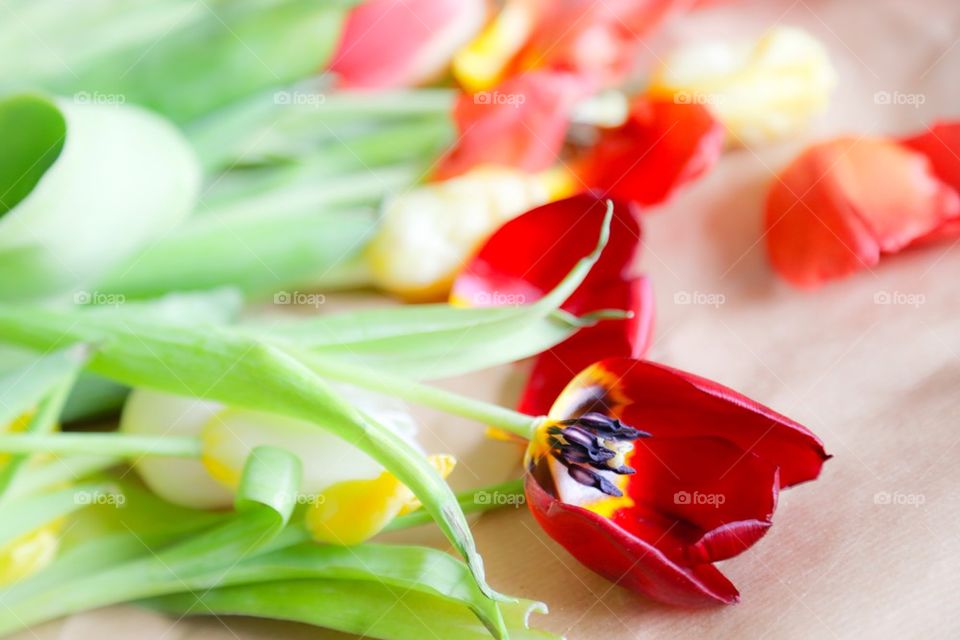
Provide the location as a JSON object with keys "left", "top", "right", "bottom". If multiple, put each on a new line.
{"left": 765, "top": 137, "right": 960, "bottom": 287}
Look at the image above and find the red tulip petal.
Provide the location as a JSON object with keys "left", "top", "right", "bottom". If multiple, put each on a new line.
{"left": 451, "top": 193, "right": 643, "bottom": 309}
{"left": 902, "top": 121, "right": 960, "bottom": 191}
{"left": 525, "top": 469, "right": 740, "bottom": 606}
{"left": 616, "top": 436, "right": 779, "bottom": 563}
{"left": 900, "top": 121, "right": 960, "bottom": 244}
{"left": 330, "top": 0, "right": 487, "bottom": 89}
{"left": 512, "top": 0, "right": 697, "bottom": 88}
{"left": 451, "top": 195, "right": 652, "bottom": 416}
{"left": 577, "top": 97, "right": 726, "bottom": 207}
{"left": 518, "top": 276, "right": 653, "bottom": 415}
{"left": 765, "top": 137, "right": 960, "bottom": 288}
{"left": 435, "top": 71, "right": 591, "bottom": 179}
{"left": 551, "top": 358, "right": 828, "bottom": 487}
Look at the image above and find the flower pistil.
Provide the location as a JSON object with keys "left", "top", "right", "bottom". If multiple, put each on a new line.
{"left": 544, "top": 411, "right": 648, "bottom": 497}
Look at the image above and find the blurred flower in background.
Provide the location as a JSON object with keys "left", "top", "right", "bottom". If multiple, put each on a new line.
{"left": 330, "top": 0, "right": 489, "bottom": 88}
{"left": 453, "top": 0, "right": 701, "bottom": 92}
{"left": 367, "top": 165, "right": 562, "bottom": 300}
{"left": 649, "top": 26, "right": 837, "bottom": 145}
{"left": 574, "top": 96, "right": 726, "bottom": 206}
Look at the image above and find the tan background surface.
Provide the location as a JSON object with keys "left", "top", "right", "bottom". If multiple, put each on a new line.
{"left": 12, "top": 0, "right": 960, "bottom": 637}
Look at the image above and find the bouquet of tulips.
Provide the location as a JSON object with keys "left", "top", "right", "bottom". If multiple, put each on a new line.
{"left": 1, "top": 0, "right": 956, "bottom": 638}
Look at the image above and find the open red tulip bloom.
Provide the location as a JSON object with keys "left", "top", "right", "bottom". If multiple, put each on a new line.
{"left": 576, "top": 97, "right": 726, "bottom": 207}
{"left": 765, "top": 128, "right": 960, "bottom": 288}
{"left": 525, "top": 357, "right": 829, "bottom": 606}
{"left": 451, "top": 194, "right": 653, "bottom": 416}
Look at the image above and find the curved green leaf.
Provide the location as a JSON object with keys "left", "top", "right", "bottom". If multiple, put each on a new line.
{"left": 0, "top": 93, "right": 199, "bottom": 300}
{"left": 0, "top": 445, "right": 300, "bottom": 634}
{"left": 146, "top": 579, "right": 561, "bottom": 640}
{"left": 0, "top": 345, "right": 89, "bottom": 428}
{"left": 0, "top": 311, "right": 510, "bottom": 630}
{"left": 0, "top": 346, "right": 87, "bottom": 499}
{"left": 0, "top": 482, "right": 116, "bottom": 548}
{"left": 1, "top": 472, "right": 226, "bottom": 606}
{"left": 250, "top": 202, "right": 618, "bottom": 379}
{"left": 0, "top": 1, "right": 353, "bottom": 124}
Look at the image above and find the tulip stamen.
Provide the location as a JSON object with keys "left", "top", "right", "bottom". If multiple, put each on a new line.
{"left": 547, "top": 412, "right": 649, "bottom": 497}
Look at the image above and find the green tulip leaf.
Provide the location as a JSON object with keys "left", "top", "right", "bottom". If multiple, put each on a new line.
{"left": 0, "top": 445, "right": 300, "bottom": 634}
{"left": 0, "top": 93, "right": 199, "bottom": 301}
{"left": 147, "top": 578, "right": 561, "bottom": 640}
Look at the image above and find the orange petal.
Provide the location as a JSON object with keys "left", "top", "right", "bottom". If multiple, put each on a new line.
{"left": 765, "top": 137, "right": 960, "bottom": 288}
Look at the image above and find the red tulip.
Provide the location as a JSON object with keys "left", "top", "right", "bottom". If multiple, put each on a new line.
{"left": 509, "top": 0, "right": 695, "bottom": 89}
{"left": 525, "top": 358, "right": 829, "bottom": 606}
{"left": 329, "top": 0, "right": 488, "bottom": 89}
{"left": 435, "top": 70, "right": 591, "bottom": 179}
{"left": 451, "top": 194, "right": 653, "bottom": 415}
{"left": 765, "top": 136, "right": 960, "bottom": 288}
{"left": 576, "top": 96, "right": 726, "bottom": 207}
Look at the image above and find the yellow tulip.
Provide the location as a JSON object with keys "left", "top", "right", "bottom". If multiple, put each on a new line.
{"left": 649, "top": 27, "right": 837, "bottom": 145}
{"left": 366, "top": 166, "right": 560, "bottom": 301}
{"left": 120, "top": 390, "right": 233, "bottom": 509}
{"left": 306, "top": 454, "right": 456, "bottom": 546}
{"left": 122, "top": 385, "right": 446, "bottom": 540}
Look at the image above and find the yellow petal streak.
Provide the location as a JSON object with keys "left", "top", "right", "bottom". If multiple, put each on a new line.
{"left": 452, "top": 0, "right": 537, "bottom": 93}
{"left": 0, "top": 522, "right": 61, "bottom": 587}
{"left": 306, "top": 454, "right": 456, "bottom": 546}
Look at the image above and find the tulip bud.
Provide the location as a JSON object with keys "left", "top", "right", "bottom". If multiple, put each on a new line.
{"left": 119, "top": 390, "right": 233, "bottom": 509}
{"left": 648, "top": 27, "right": 837, "bottom": 145}
{"left": 366, "top": 166, "right": 558, "bottom": 301}
{"left": 0, "top": 94, "right": 198, "bottom": 301}
{"left": 120, "top": 386, "right": 425, "bottom": 511}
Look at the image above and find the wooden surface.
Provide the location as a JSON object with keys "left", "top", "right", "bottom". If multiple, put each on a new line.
{"left": 12, "top": 0, "right": 960, "bottom": 637}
